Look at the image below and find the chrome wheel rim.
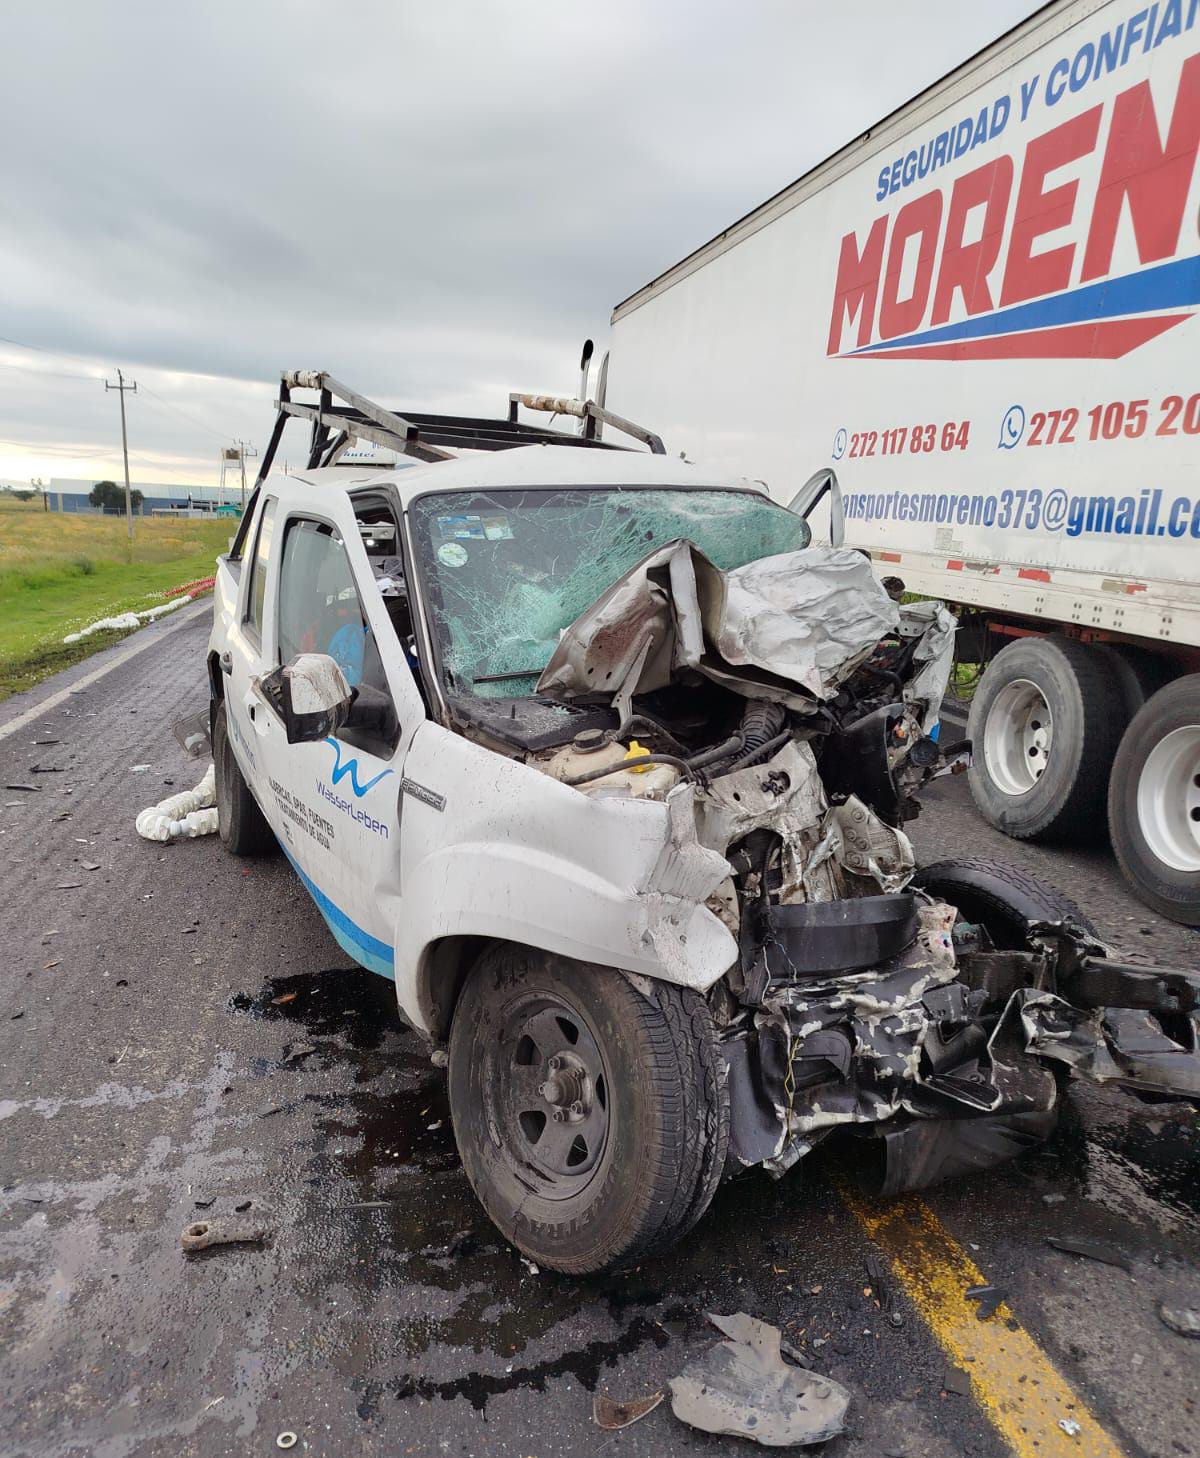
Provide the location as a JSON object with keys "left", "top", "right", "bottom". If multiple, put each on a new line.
{"left": 983, "top": 678, "right": 1054, "bottom": 795}
{"left": 1136, "top": 725, "right": 1200, "bottom": 873}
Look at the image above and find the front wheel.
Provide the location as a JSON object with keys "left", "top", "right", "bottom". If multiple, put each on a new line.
{"left": 212, "top": 700, "right": 274, "bottom": 856}
{"left": 912, "top": 857, "right": 1094, "bottom": 947}
{"left": 1108, "top": 675, "right": 1200, "bottom": 926}
{"left": 447, "top": 945, "right": 728, "bottom": 1274}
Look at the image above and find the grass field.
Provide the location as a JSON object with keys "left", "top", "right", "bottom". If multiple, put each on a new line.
{"left": 0, "top": 499, "right": 232, "bottom": 700}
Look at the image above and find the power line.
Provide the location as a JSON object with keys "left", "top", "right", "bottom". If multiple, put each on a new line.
{"left": 1, "top": 336, "right": 234, "bottom": 442}
{"left": 0, "top": 358, "right": 98, "bottom": 384}
{"left": 0, "top": 334, "right": 108, "bottom": 366}
{"left": 136, "top": 383, "right": 230, "bottom": 443}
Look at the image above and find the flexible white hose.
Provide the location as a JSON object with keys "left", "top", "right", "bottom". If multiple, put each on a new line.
{"left": 136, "top": 763, "right": 219, "bottom": 842}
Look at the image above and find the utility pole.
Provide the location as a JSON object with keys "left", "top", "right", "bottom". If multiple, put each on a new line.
{"left": 104, "top": 369, "right": 138, "bottom": 541}
{"left": 233, "top": 439, "right": 257, "bottom": 513}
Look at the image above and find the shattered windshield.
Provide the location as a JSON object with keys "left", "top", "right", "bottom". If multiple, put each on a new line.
{"left": 409, "top": 486, "right": 812, "bottom": 696}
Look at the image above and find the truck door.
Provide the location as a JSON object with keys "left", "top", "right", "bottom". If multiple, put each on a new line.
{"left": 252, "top": 488, "right": 424, "bottom": 978}
{"left": 221, "top": 490, "right": 278, "bottom": 820}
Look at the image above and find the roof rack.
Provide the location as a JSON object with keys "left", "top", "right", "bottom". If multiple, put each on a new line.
{"left": 255, "top": 371, "right": 665, "bottom": 487}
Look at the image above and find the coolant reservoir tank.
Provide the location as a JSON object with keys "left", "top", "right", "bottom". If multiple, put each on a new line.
{"left": 544, "top": 735, "right": 681, "bottom": 800}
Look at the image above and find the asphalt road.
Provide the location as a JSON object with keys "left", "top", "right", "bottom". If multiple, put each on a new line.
{"left": 1, "top": 610, "right": 1197, "bottom": 1458}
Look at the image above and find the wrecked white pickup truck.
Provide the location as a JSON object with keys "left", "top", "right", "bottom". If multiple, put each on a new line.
{"left": 208, "top": 372, "right": 1200, "bottom": 1274}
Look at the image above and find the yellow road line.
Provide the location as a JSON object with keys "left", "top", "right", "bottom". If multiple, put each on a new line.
{"left": 840, "top": 1186, "right": 1126, "bottom": 1458}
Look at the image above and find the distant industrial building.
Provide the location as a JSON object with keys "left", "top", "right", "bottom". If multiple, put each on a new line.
{"left": 45, "top": 478, "right": 242, "bottom": 515}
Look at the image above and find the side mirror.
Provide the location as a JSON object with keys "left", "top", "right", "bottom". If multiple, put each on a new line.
{"left": 258, "top": 653, "right": 355, "bottom": 744}
{"left": 787, "top": 468, "right": 845, "bottom": 547}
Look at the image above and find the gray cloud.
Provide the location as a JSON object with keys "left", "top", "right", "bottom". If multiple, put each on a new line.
{"left": 1, "top": 1, "right": 1039, "bottom": 482}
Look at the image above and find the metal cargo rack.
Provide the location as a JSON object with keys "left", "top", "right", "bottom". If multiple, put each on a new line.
{"left": 255, "top": 370, "right": 666, "bottom": 486}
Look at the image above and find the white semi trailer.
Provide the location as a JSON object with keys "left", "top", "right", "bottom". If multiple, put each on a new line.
{"left": 602, "top": 0, "right": 1200, "bottom": 925}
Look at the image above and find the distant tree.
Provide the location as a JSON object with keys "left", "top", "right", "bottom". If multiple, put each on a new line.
{"left": 11, "top": 489, "right": 36, "bottom": 501}
{"left": 89, "top": 479, "right": 143, "bottom": 512}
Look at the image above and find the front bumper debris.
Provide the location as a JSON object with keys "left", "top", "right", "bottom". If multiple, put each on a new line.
{"left": 722, "top": 901, "right": 1200, "bottom": 1189}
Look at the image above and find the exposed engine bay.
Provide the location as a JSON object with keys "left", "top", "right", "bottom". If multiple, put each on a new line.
{"left": 445, "top": 538, "right": 1200, "bottom": 1192}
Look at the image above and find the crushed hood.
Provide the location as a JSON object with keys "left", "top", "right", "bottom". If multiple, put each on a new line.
{"left": 536, "top": 539, "right": 901, "bottom": 712}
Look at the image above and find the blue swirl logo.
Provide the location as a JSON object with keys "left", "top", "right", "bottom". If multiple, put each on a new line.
{"left": 832, "top": 427, "right": 848, "bottom": 461}
{"left": 324, "top": 738, "right": 394, "bottom": 798}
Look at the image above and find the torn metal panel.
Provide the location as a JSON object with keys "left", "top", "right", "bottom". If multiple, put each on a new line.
{"left": 806, "top": 795, "right": 915, "bottom": 894}
{"left": 669, "top": 1312, "right": 850, "bottom": 1447}
{"left": 896, "top": 600, "right": 957, "bottom": 733}
{"left": 538, "top": 539, "right": 900, "bottom": 711}
{"left": 733, "top": 902, "right": 1065, "bottom": 1177}
{"left": 1011, "top": 990, "right": 1200, "bottom": 1095}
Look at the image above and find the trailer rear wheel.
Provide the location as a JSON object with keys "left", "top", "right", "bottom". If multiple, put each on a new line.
{"left": 1092, "top": 643, "right": 1173, "bottom": 721}
{"left": 1108, "top": 675, "right": 1200, "bottom": 926}
{"left": 968, "top": 637, "right": 1124, "bottom": 842}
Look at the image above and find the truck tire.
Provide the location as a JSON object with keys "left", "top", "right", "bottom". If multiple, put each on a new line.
{"left": 1108, "top": 675, "right": 1200, "bottom": 926}
{"left": 913, "top": 857, "right": 1094, "bottom": 947}
{"left": 967, "top": 636, "right": 1124, "bottom": 842}
{"left": 447, "top": 944, "right": 728, "bottom": 1274}
{"left": 1092, "top": 643, "right": 1173, "bottom": 721}
{"left": 212, "top": 700, "right": 274, "bottom": 856}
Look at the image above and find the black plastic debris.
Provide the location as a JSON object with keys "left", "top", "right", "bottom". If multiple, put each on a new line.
{"left": 942, "top": 1367, "right": 972, "bottom": 1396}
{"left": 420, "top": 1229, "right": 479, "bottom": 1260}
{"left": 669, "top": 1312, "right": 850, "bottom": 1446}
{"left": 1045, "top": 1236, "right": 1131, "bottom": 1272}
{"left": 965, "top": 1283, "right": 1005, "bottom": 1321}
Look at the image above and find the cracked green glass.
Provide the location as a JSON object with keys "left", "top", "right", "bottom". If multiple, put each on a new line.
{"left": 409, "top": 486, "right": 811, "bottom": 696}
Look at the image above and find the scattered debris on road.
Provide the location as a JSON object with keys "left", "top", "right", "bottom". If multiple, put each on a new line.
{"left": 281, "top": 1042, "right": 316, "bottom": 1064}
{"left": 668, "top": 1312, "right": 850, "bottom": 1446}
{"left": 1059, "top": 1417, "right": 1082, "bottom": 1437}
{"left": 181, "top": 1218, "right": 269, "bottom": 1252}
{"left": 275, "top": 1432, "right": 297, "bottom": 1450}
{"left": 1158, "top": 1304, "right": 1200, "bottom": 1338}
{"left": 1045, "top": 1236, "right": 1131, "bottom": 1272}
{"left": 419, "top": 1229, "right": 478, "bottom": 1259}
{"left": 965, "top": 1283, "right": 1005, "bottom": 1321}
{"left": 172, "top": 708, "right": 211, "bottom": 758}
{"left": 593, "top": 1391, "right": 664, "bottom": 1430}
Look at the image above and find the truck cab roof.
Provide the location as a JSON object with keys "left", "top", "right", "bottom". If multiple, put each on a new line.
{"left": 276, "top": 443, "right": 765, "bottom": 510}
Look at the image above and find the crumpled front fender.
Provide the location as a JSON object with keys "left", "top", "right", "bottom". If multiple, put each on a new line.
{"left": 392, "top": 723, "right": 735, "bottom": 1033}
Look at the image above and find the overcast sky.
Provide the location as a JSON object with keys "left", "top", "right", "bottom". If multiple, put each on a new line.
{"left": 1, "top": 1, "right": 1040, "bottom": 488}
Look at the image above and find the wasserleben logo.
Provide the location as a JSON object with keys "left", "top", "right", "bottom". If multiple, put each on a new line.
{"left": 322, "top": 737, "right": 393, "bottom": 798}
